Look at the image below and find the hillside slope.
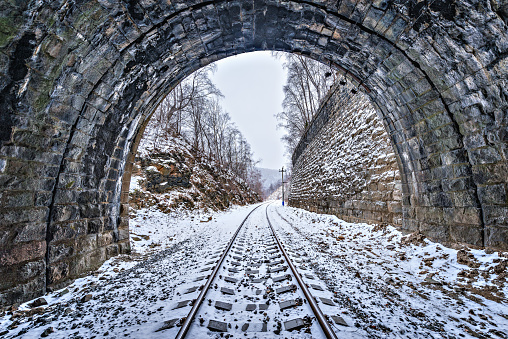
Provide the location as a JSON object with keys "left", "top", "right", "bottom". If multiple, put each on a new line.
{"left": 266, "top": 180, "right": 291, "bottom": 201}
{"left": 129, "top": 132, "right": 260, "bottom": 213}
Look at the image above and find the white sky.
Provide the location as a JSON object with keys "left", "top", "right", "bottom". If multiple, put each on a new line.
{"left": 210, "top": 51, "right": 288, "bottom": 170}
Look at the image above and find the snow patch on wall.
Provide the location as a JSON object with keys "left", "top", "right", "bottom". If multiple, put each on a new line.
{"left": 290, "top": 83, "right": 402, "bottom": 226}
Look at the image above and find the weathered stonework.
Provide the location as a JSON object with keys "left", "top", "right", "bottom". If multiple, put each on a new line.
{"left": 290, "top": 82, "right": 403, "bottom": 226}
{"left": 0, "top": 0, "right": 507, "bottom": 306}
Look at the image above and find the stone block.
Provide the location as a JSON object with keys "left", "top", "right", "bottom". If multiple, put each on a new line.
{"left": 387, "top": 201, "right": 402, "bottom": 213}
{"left": 2, "top": 160, "right": 49, "bottom": 179}
{"left": 374, "top": 10, "right": 396, "bottom": 34}
{"left": 69, "top": 130, "right": 91, "bottom": 149}
{"left": 55, "top": 93, "right": 87, "bottom": 112}
{"left": 48, "top": 101, "right": 80, "bottom": 126}
{"left": 419, "top": 222, "right": 449, "bottom": 243}
{"left": 48, "top": 261, "right": 69, "bottom": 285}
{"left": 118, "top": 216, "right": 130, "bottom": 228}
{"left": 426, "top": 113, "right": 453, "bottom": 131}
{"left": 0, "top": 207, "right": 49, "bottom": 226}
{"left": 35, "top": 191, "right": 53, "bottom": 207}
{"left": 57, "top": 174, "right": 81, "bottom": 190}
{"left": 79, "top": 203, "right": 101, "bottom": 218}
{"left": 104, "top": 216, "right": 116, "bottom": 231}
{"left": 472, "top": 162, "right": 508, "bottom": 185}
{"left": 0, "top": 258, "right": 45, "bottom": 290}
{"left": 440, "top": 137, "right": 462, "bottom": 152}
{"left": 430, "top": 192, "right": 453, "bottom": 208}
{"left": 468, "top": 147, "right": 502, "bottom": 165}
{"left": 417, "top": 206, "right": 445, "bottom": 224}
{"left": 482, "top": 206, "right": 508, "bottom": 226}
{"left": 411, "top": 77, "right": 432, "bottom": 96}
{"left": 98, "top": 231, "right": 113, "bottom": 247}
{"left": 47, "top": 241, "right": 75, "bottom": 264}
{"left": 105, "top": 242, "right": 118, "bottom": 256}
{"left": 442, "top": 177, "right": 475, "bottom": 192}
{"left": 449, "top": 224, "right": 483, "bottom": 247}
{"left": 120, "top": 202, "right": 130, "bottom": 217}
{"left": 449, "top": 190, "right": 479, "bottom": 208}
{"left": 118, "top": 227, "right": 129, "bottom": 241}
{"left": 463, "top": 133, "right": 487, "bottom": 150}
{"left": 61, "top": 160, "right": 82, "bottom": 175}
{"left": 477, "top": 184, "right": 507, "bottom": 205}
{"left": 441, "top": 149, "right": 469, "bottom": 166}
{"left": 54, "top": 189, "right": 79, "bottom": 204}
{"left": 362, "top": 7, "right": 384, "bottom": 30}
{"left": 0, "top": 240, "right": 46, "bottom": 266}
{"left": 18, "top": 260, "right": 45, "bottom": 284}
{"left": 51, "top": 204, "right": 80, "bottom": 222}
{"left": 78, "top": 190, "right": 99, "bottom": 204}
{"left": 0, "top": 272, "right": 46, "bottom": 306}
{"left": 87, "top": 218, "right": 103, "bottom": 234}
{"left": 401, "top": 217, "right": 419, "bottom": 232}
{"left": 444, "top": 207, "right": 482, "bottom": 226}
{"left": 118, "top": 240, "right": 131, "bottom": 254}
{"left": 418, "top": 98, "right": 446, "bottom": 119}
{"left": 13, "top": 222, "right": 46, "bottom": 244}
{"left": 385, "top": 17, "right": 408, "bottom": 42}
{"left": 76, "top": 234, "right": 98, "bottom": 254}
{"left": 485, "top": 226, "right": 508, "bottom": 250}
{"left": 51, "top": 220, "right": 87, "bottom": 242}
{"left": 72, "top": 248, "right": 105, "bottom": 278}
{"left": 22, "top": 273, "right": 46, "bottom": 298}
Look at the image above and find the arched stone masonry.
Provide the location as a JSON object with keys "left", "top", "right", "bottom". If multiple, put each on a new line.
{"left": 0, "top": 0, "right": 506, "bottom": 305}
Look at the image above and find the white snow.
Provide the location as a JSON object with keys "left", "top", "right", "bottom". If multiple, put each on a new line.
{"left": 129, "top": 175, "right": 143, "bottom": 191}
{"left": 145, "top": 165, "right": 159, "bottom": 172}
{"left": 268, "top": 204, "right": 508, "bottom": 338}
{"left": 1, "top": 203, "right": 506, "bottom": 338}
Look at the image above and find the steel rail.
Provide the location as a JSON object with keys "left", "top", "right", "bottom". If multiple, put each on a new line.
{"left": 265, "top": 204, "right": 339, "bottom": 339}
{"left": 175, "top": 203, "right": 266, "bottom": 339}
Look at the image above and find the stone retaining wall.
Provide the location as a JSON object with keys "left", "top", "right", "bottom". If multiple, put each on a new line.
{"left": 290, "top": 82, "right": 403, "bottom": 226}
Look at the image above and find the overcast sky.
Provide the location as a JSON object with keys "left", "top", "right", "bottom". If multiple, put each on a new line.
{"left": 209, "top": 51, "right": 288, "bottom": 170}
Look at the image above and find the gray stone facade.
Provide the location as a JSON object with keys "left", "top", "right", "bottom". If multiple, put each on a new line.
{"left": 290, "top": 82, "right": 403, "bottom": 226}
{"left": 0, "top": 0, "right": 507, "bottom": 306}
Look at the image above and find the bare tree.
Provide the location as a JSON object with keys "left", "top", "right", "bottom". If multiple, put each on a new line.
{"left": 275, "top": 54, "right": 335, "bottom": 156}
{"left": 150, "top": 64, "right": 223, "bottom": 150}
{"left": 145, "top": 64, "right": 263, "bottom": 194}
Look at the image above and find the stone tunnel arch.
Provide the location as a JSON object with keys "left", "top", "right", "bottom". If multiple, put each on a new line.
{"left": 0, "top": 0, "right": 506, "bottom": 305}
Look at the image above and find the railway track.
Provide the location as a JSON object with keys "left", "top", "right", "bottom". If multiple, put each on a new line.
{"left": 167, "top": 203, "right": 344, "bottom": 338}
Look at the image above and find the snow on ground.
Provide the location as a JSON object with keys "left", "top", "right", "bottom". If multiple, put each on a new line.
{"left": 1, "top": 203, "right": 506, "bottom": 338}
{"left": 129, "top": 207, "right": 221, "bottom": 255}
{"left": 129, "top": 175, "right": 143, "bottom": 191}
{"left": 269, "top": 204, "right": 508, "bottom": 338}
{"left": 0, "top": 204, "right": 260, "bottom": 338}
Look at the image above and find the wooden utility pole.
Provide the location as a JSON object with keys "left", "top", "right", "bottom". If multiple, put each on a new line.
{"left": 279, "top": 166, "right": 286, "bottom": 206}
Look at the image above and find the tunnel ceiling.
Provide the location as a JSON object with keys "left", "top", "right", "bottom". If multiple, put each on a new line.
{"left": 0, "top": 0, "right": 507, "bottom": 306}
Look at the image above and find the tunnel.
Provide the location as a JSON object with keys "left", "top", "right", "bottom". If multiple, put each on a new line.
{"left": 0, "top": 0, "right": 506, "bottom": 306}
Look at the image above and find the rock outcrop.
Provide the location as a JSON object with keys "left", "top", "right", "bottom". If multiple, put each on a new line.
{"left": 130, "top": 133, "right": 260, "bottom": 213}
